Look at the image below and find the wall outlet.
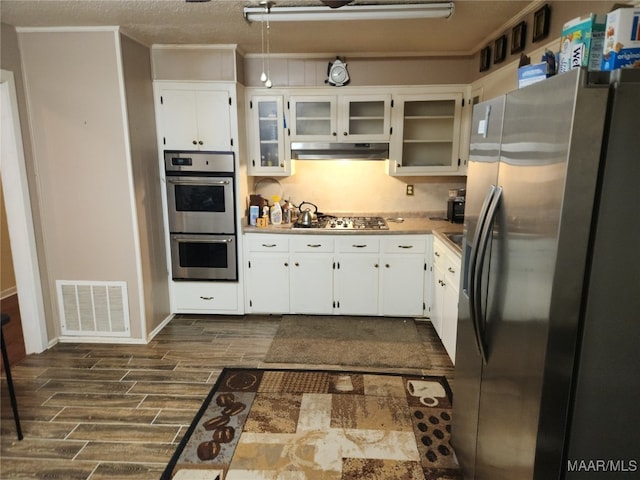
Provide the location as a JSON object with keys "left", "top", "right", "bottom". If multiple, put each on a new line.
{"left": 406, "top": 184, "right": 414, "bottom": 196}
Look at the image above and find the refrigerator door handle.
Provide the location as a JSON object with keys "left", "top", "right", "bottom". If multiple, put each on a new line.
{"left": 473, "top": 185, "right": 503, "bottom": 365}
{"left": 468, "top": 184, "right": 496, "bottom": 356}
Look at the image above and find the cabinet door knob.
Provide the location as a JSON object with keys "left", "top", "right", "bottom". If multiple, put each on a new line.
{"left": 192, "top": 140, "right": 197, "bottom": 145}
{"left": 198, "top": 140, "right": 203, "bottom": 145}
{"left": 343, "top": 131, "right": 348, "bottom": 136}
{"left": 385, "top": 264, "right": 390, "bottom": 268}
{"left": 448, "top": 267, "right": 455, "bottom": 273}
{"left": 280, "top": 163, "right": 284, "bottom": 168}
{"left": 434, "top": 251, "right": 440, "bottom": 257}
{"left": 284, "top": 262, "right": 289, "bottom": 267}
{"left": 295, "top": 262, "right": 299, "bottom": 267}
{"left": 332, "top": 132, "right": 337, "bottom": 136}
{"left": 374, "top": 263, "right": 379, "bottom": 268}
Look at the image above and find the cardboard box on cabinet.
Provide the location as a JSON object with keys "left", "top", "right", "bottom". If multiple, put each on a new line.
{"left": 559, "top": 13, "right": 606, "bottom": 72}
{"left": 601, "top": 8, "right": 640, "bottom": 70}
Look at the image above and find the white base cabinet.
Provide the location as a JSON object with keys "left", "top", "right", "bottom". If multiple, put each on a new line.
{"left": 170, "top": 281, "right": 240, "bottom": 314}
{"left": 244, "top": 233, "right": 430, "bottom": 317}
{"left": 380, "top": 237, "right": 428, "bottom": 316}
{"left": 432, "top": 236, "right": 461, "bottom": 364}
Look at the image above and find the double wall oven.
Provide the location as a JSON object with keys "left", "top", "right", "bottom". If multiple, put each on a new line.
{"left": 164, "top": 151, "right": 237, "bottom": 281}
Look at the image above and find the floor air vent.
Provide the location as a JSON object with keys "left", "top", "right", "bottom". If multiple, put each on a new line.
{"left": 56, "top": 281, "right": 130, "bottom": 337}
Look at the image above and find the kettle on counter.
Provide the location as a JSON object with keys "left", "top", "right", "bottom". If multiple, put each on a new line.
{"left": 297, "top": 201, "right": 318, "bottom": 226}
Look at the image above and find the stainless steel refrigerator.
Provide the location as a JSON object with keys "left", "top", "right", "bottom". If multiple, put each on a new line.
{"left": 452, "top": 67, "right": 640, "bottom": 479}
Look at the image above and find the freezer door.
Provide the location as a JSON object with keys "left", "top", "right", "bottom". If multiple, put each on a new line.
{"left": 474, "top": 69, "right": 608, "bottom": 479}
{"left": 451, "top": 95, "right": 504, "bottom": 480}
{"left": 564, "top": 69, "right": 640, "bottom": 478}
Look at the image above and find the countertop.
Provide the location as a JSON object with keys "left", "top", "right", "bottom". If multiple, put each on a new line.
{"left": 242, "top": 213, "right": 464, "bottom": 247}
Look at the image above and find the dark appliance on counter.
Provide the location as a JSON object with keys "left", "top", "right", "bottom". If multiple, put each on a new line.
{"left": 452, "top": 68, "right": 640, "bottom": 479}
{"left": 164, "top": 150, "right": 237, "bottom": 281}
{"left": 447, "top": 196, "right": 465, "bottom": 223}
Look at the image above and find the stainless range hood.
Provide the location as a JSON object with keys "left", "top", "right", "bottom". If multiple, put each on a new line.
{"left": 291, "top": 142, "right": 389, "bottom": 160}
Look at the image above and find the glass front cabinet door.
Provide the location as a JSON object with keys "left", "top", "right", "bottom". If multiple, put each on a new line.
{"left": 340, "top": 94, "right": 391, "bottom": 142}
{"left": 388, "top": 93, "right": 463, "bottom": 176}
{"left": 248, "top": 95, "right": 292, "bottom": 176}
{"left": 288, "top": 95, "right": 337, "bottom": 141}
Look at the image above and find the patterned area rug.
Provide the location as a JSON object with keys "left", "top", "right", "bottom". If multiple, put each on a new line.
{"left": 162, "top": 368, "right": 461, "bottom": 480}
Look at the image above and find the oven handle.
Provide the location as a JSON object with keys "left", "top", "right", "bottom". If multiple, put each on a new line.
{"left": 166, "top": 178, "right": 231, "bottom": 186}
{"left": 173, "top": 236, "right": 234, "bottom": 244}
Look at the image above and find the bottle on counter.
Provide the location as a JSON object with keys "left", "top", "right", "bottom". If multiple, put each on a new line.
{"left": 270, "top": 196, "right": 282, "bottom": 225}
{"left": 282, "top": 200, "right": 292, "bottom": 224}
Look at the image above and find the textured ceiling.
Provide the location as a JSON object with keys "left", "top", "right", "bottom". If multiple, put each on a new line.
{"left": 1, "top": 0, "right": 536, "bottom": 56}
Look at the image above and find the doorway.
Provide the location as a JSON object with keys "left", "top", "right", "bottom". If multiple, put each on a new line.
{"left": 1, "top": 69, "right": 48, "bottom": 354}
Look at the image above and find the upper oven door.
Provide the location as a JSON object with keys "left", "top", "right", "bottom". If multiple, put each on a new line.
{"left": 166, "top": 175, "right": 235, "bottom": 234}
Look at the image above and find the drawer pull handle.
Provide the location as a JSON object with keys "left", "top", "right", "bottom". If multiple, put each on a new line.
{"left": 398, "top": 245, "right": 413, "bottom": 249}
{"left": 307, "top": 244, "right": 322, "bottom": 248}
{"left": 448, "top": 267, "right": 456, "bottom": 273}
{"left": 200, "top": 296, "right": 214, "bottom": 300}
{"left": 261, "top": 243, "right": 277, "bottom": 247}
{"left": 352, "top": 244, "right": 367, "bottom": 248}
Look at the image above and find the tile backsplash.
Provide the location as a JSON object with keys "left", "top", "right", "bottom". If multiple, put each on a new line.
{"left": 250, "top": 160, "right": 466, "bottom": 215}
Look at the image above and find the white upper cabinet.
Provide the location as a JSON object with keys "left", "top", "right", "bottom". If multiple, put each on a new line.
{"left": 389, "top": 92, "right": 464, "bottom": 176}
{"left": 289, "top": 93, "right": 391, "bottom": 142}
{"left": 156, "top": 84, "right": 232, "bottom": 151}
{"left": 289, "top": 95, "right": 338, "bottom": 141}
{"left": 339, "top": 94, "right": 392, "bottom": 141}
{"left": 247, "top": 95, "right": 292, "bottom": 176}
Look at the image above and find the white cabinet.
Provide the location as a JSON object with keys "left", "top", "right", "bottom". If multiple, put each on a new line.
{"left": 245, "top": 235, "right": 290, "bottom": 313}
{"left": 243, "top": 233, "right": 430, "bottom": 317}
{"left": 247, "top": 95, "right": 292, "bottom": 176}
{"left": 170, "top": 281, "right": 239, "bottom": 313}
{"left": 289, "top": 236, "right": 334, "bottom": 314}
{"left": 380, "top": 237, "right": 427, "bottom": 317}
{"left": 389, "top": 92, "right": 463, "bottom": 176}
{"left": 334, "top": 237, "right": 380, "bottom": 315}
{"left": 432, "top": 236, "right": 461, "bottom": 363}
{"left": 289, "top": 95, "right": 337, "bottom": 141}
{"left": 289, "top": 94, "right": 391, "bottom": 142}
{"left": 156, "top": 84, "right": 233, "bottom": 151}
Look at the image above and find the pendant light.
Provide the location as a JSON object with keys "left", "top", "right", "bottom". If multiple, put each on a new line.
{"left": 265, "top": 10, "right": 272, "bottom": 88}
{"left": 259, "top": 2, "right": 267, "bottom": 82}
{"left": 259, "top": 1, "right": 273, "bottom": 88}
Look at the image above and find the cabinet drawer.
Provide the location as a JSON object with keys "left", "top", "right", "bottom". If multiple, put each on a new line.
{"left": 335, "top": 236, "right": 379, "bottom": 253}
{"left": 290, "top": 236, "right": 334, "bottom": 252}
{"left": 434, "top": 238, "right": 461, "bottom": 288}
{"left": 246, "top": 235, "right": 289, "bottom": 252}
{"left": 382, "top": 236, "right": 426, "bottom": 254}
{"left": 171, "top": 282, "right": 238, "bottom": 311}
{"left": 444, "top": 255, "right": 461, "bottom": 289}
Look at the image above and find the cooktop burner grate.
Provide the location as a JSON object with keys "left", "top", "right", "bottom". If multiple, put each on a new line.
{"left": 326, "top": 216, "right": 389, "bottom": 230}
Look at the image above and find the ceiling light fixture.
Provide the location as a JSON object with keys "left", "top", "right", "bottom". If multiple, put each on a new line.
{"left": 244, "top": 2, "right": 454, "bottom": 22}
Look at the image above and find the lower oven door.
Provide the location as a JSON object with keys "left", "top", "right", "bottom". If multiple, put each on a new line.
{"left": 170, "top": 234, "right": 237, "bottom": 281}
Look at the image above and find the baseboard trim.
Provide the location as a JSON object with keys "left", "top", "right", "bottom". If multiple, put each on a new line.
{"left": 1, "top": 287, "right": 17, "bottom": 300}
{"left": 147, "top": 314, "right": 175, "bottom": 343}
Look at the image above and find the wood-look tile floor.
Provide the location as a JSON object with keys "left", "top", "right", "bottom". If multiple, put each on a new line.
{"left": 0, "top": 315, "right": 453, "bottom": 480}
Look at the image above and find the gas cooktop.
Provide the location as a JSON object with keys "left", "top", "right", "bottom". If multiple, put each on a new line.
{"left": 293, "top": 216, "right": 389, "bottom": 230}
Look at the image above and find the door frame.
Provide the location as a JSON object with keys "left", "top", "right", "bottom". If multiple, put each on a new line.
{"left": 1, "top": 69, "right": 48, "bottom": 354}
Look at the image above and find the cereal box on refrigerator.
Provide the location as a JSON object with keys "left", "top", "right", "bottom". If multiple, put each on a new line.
{"left": 601, "top": 8, "right": 640, "bottom": 70}
{"left": 558, "top": 13, "right": 606, "bottom": 73}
